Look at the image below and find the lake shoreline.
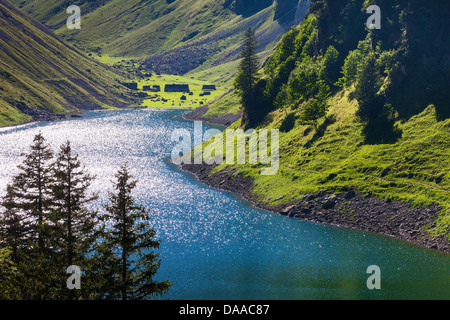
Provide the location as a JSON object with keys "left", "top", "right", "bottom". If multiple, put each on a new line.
{"left": 179, "top": 162, "right": 450, "bottom": 254}
{"left": 4, "top": 108, "right": 449, "bottom": 254}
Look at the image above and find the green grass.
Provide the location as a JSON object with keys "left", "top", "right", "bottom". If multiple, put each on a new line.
{"left": 200, "top": 89, "right": 241, "bottom": 119}
{"left": 138, "top": 74, "right": 227, "bottom": 109}
{"left": 93, "top": 54, "right": 136, "bottom": 66}
{"left": 0, "top": 103, "right": 33, "bottom": 127}
{"left": 137, "top": 71, "right": 242, "bottom": 123}
{"left": 196, "top": 90, "right": 450, "bottom": 239}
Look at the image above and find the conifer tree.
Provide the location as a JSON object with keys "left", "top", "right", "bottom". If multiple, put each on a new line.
{"left": 235, "top": 28, "right": 259, "bottom": 97}
{"left": 0, "top": 133, "right": 55, "bottom": 299}
{"left": 234, "top": 28, "right": 260, "bottom": 127}
{"left": 48, "top": 141, "right": 98, "bottom": 299}
{"left": 6, "top": 132, "right": 54, "bottom": 252}
{"left": 94, "top": 164, "right": 171, "bottom": 300}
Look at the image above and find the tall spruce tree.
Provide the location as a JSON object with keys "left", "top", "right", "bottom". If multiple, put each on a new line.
{"left": 6, "top": 132, "right": 54, "bottom": 252}
{"left": 94, "top": 164, "right": 171, "bottom": 300}
{"left": 0, "top": 132, "right": 55, "bottom": 299}
{"left": 234, "top": 28, "right": 260, "bottom": 128}
{"left": 48, "top": 141, "right": 98, "bottom": 299}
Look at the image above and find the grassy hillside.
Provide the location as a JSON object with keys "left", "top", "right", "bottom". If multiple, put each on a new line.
{"left": 191, "top": 0, "right": 450, "bottom": 242}
{"left": 0, "top": 0, "right": 134, "bottom": 127}
{"left": 204, "top": 95, "right": 450, "bottom": 237}
{"left": 11, "top": 0, "right": 308, "bottom": 75}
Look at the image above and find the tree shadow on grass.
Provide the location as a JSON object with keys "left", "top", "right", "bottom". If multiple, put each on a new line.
{"left": 304, "top": 114, "right": 336, "bottom": 148}
{"left": 362, "top": 116, "right": 403, "bottom": 145}
{"left": 279, "top": 112, "right": 296, "bottom": 132}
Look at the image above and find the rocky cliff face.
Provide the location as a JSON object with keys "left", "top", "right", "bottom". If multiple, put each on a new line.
{"left": 226, "top": 0, "right": 311, "bottom": 25}
{"left": 274, "top": 0, "right": 300, "bottom": 22}
{"left": 224, "top": 0, "right": 273, "bottom": 17}
{"left": 294, "top": 0, "right": 311, "bottom": 24}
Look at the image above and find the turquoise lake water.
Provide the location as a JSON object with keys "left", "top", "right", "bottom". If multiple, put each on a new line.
{"left": 0, "top": 108, "right": 448, "bottom": 300}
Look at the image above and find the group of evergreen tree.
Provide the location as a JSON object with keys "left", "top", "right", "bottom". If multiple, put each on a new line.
{"left": 340, "top": 34, "right": 402, "bottom": 142}
{"left": 234, "top": 24, "right": 335, "bottom": 132}
{"left": 0, "top": 133, "right": 171, "bottom": 300}
{"left": 234, "top": 0, "right": 449, "bottom": 142}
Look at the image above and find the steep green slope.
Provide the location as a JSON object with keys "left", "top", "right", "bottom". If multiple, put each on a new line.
{"left": 187, "top": 0, "right": 450, "bottom": 247}
{"left": 0, "top": 0, "right": 132, "bottom": 127}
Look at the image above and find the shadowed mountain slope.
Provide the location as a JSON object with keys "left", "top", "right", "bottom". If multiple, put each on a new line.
{"left": 0, "top": 0, "right": 132, "bottom": 127}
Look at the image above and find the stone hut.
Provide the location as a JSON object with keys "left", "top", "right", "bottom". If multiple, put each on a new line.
{"left": 121, "top": 82, "right": 138, "bottom": 90}
{"left": 202, "top": 85, "right": 216, "bottom": 90}
{"left": 165, "top": 84, "right": 190, "bottom": 92}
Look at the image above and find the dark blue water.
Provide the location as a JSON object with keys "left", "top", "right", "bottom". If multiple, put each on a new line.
{"left": 0, "top": 108, "right": 448, "bottom": 300}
